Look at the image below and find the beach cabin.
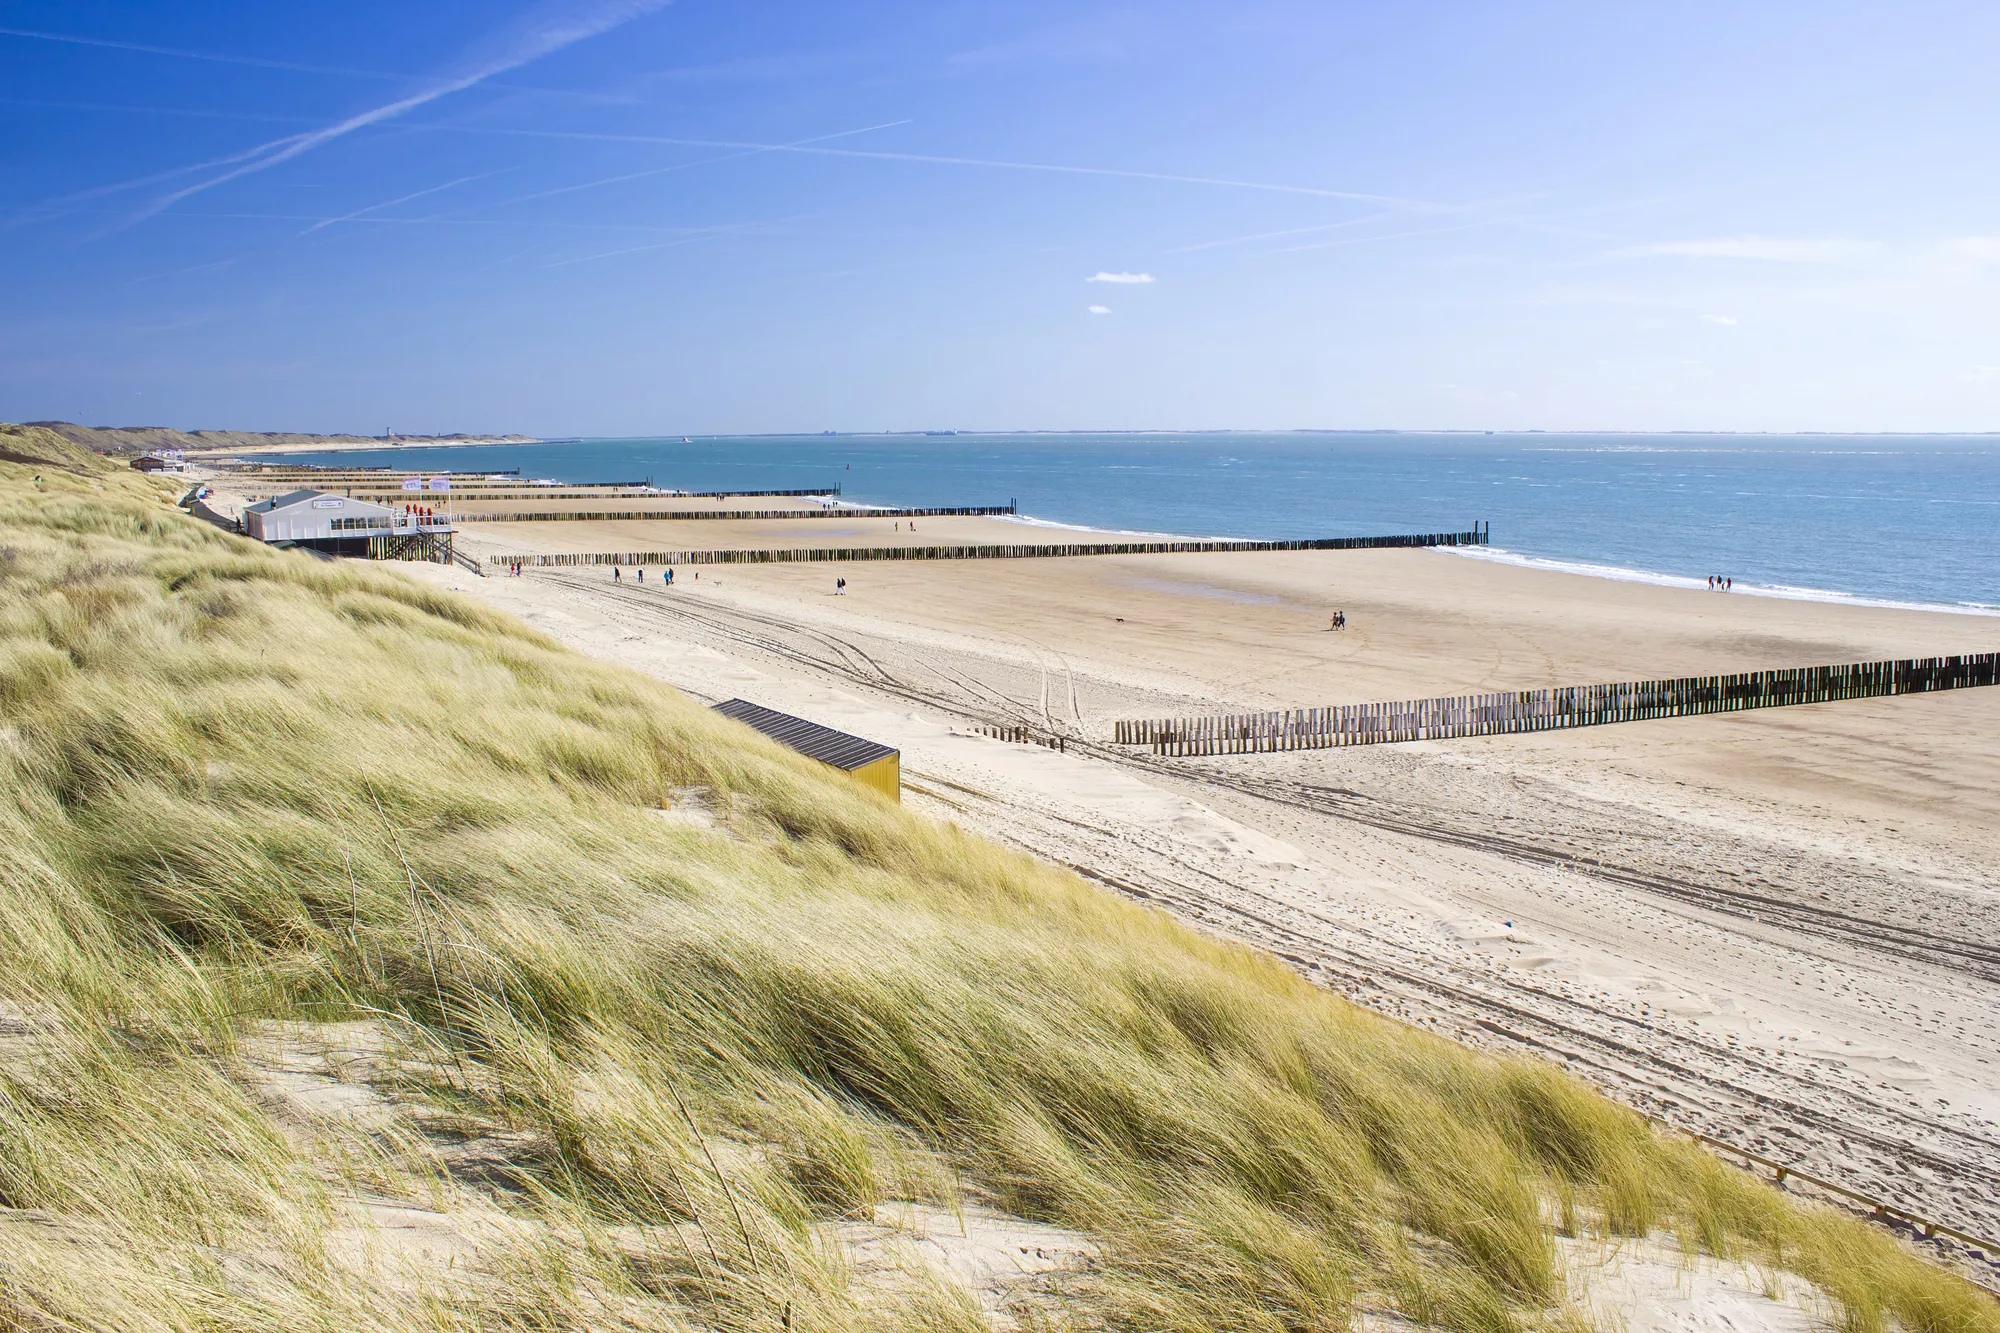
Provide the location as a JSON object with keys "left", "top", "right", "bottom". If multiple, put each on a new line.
{"left": 241, "top": 488, "right": 454, "bottom": 562}
{"left": 711, "top": 699, "right": 900, "bottom": 802}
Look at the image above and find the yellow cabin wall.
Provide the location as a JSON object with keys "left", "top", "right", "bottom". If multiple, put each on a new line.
{"left": 843, "top": 752, "right": 901, "bottom": 803}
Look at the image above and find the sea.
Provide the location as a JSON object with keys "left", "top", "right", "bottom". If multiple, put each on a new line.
{"left": 269, "top": 433, "right": 2000, "bottom": 616}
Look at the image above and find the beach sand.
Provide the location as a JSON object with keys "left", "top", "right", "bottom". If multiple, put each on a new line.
{"left": 452, "top": 512, "right": 1146, "bottom": 556}
{"left": 191, "top": 458, "right": 1999, "bottom": 1271}
{"left": 393, "top": 537, "right": 2000, "bottom": 1275}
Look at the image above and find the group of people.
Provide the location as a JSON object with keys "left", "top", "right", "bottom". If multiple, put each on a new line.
{"left": 1707, "top": 574, "right": 1733, "bottom": 590}
{"left": 610, "top": 566, "right": 679, "bottom": 584}
{"left": 1328, "top": 609, "right": 1348, "bottom": 630}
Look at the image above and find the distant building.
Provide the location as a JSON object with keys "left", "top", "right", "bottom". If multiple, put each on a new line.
{"left": 131, "top": 451, "right": 186, "bottom": 473}
{"left": 711, "top": 699, "right": 900, "bottom": 802}
{"left": 240, "top": 488, "right": 453, "bottom": 562}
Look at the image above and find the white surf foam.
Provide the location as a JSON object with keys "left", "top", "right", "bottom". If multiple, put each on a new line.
{"left": 997, "top": 513, "right": 1216, "bottom": 541}
{"left": 1444, "top": 545, "right": 2000, "bottom": 617}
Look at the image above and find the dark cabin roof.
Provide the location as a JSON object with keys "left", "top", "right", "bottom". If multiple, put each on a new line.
{"left": 711, "top": 699, "right": 897, "bottom": 771}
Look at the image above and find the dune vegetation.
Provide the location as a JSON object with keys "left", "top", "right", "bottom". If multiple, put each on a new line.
{"left": 0, "top": 422, "right": 1992, "bottom": 1333}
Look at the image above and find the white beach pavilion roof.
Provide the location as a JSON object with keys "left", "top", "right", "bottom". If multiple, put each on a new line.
{"left": 241, "top": 489, "right": 396, "bottom": 543}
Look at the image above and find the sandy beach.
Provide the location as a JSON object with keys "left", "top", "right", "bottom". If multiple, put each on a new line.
{"left": 456, "top": 512, "right": 1073, "bottom": 556}
{"left": 194, "top": 464, "right": 2000, "bottom": 1269}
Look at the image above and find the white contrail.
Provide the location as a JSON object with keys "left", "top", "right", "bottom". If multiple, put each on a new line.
{"left": 1164, "top": 213, "right": 1395, "bottom": 253}
{"left": 157, "top": 210, "right": 764, "bottom": 234}
{"left": 543, "top": 214, "right": 810, "bottom": 266}
{"left": 119, "top": 0, "right": 672, "bottom": 227}
{"left": 413, "top": 123, "right": 1436, "bottom": 208}
{"left": 0, "top": 23, "right": 392, "bottom": 78}
{"left": 473, "top": 120, "right": 912, "bottom": 212}
{"left": 1268, "top": 218, "right": 1501, "bottom": 252}
{"left": 7, "top": 131, "right": 317, "bottom": 227}
{"left": 299, "top": 170, "right": 511, "bottom": 234}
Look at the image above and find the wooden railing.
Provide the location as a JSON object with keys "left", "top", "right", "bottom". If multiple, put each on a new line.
{"left": 1118, "top": 654, "right": 2000, "bottom": 754}
{"left": 489, "top": 528, "right": 1488, "bottom": 568}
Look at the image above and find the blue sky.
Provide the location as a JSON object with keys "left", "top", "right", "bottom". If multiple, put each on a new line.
{"left": 5, "top": 1, "right": 1999, "bottom": 435}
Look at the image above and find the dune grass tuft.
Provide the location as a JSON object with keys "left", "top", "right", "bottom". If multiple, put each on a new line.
{"left": 0, "top": 431, "right": 1992, "bottom": 1332}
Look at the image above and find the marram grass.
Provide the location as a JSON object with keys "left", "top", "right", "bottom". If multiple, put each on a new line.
{"left": 0, "top": 423, "right": 1991, "bottom": 1332}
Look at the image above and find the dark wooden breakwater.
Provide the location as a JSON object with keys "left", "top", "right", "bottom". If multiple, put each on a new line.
{"left": 488, "top": 526, "right": 1486, "bottom": 568}
{"left": 1117, "top": 653, "right": 2000, "bottom": 755}
{"left": 459, "top": 505, "right": 1015, "bottom": 524}
{"left": 670, "top": 487, "right": 839, "bottom": 499}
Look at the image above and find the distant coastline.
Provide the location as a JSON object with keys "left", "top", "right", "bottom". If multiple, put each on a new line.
{"left": 29, "top": 421, "right": 541, "bottom": 458}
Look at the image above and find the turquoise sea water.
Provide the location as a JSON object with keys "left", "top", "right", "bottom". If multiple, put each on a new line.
{"left": 271, "top": 433, "right": 2000, "bottom": 615}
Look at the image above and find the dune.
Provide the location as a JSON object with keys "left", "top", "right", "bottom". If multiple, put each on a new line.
{"left": 7, "top": 430, "right": 1987, "bottom": 1329}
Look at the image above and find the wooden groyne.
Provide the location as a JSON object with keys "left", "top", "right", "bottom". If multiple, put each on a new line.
{"left": 486, "top": 527, "right": 1487, "bottom": 569}
{"left": 669, "top": 487, "right": 840, "bottom": 499}
{"left": 456, "top": 505, "right": 1014, "bottom": 524}
{"left": 223, "top": 467, "right": 528, "bottom": 479}
{"left": 1116, "top": 654, "right": 2000, "bottom": 754}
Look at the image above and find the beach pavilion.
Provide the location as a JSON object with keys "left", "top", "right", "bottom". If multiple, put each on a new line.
{"left": 241, "top": 488, "right": 455, "bottom": 562}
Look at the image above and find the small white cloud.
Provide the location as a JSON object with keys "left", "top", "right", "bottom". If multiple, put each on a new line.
{"left": 1087, "top": 304, "right": 1111, "bottom": 314}
{"left": 1616, "top": 236, "right": 1871, "bottom": 263}
{"left": 1087, "top": 271, "right": 1155, "bottom": 283}
{"left": 1701, "top": 313, "right": 1739, "bottom": 326}
{"left": 1949, "top": 237, "right": 2000, "bottom": 263}
{"left": 1962, "top": 365, "right": 2000, "bottom": 384}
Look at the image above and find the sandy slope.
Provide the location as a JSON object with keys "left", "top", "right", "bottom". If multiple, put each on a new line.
{"left": 384, "top": 542, "right": 1999, "bottom": 1285}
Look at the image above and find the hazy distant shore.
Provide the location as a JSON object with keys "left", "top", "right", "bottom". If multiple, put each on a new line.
{"left": 223, "top": 434, "right": 545, "bottom": 457}
{"left": 32, "top": 420, "right": 539, "bottom": 458}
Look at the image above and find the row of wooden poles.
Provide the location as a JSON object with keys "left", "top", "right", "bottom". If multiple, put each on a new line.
{"left": 1117, "top": 653, "right": 2000, "bottom": 754}
{"left": 343, "top": 486, "right": 839, "bottom": 500}
{"left": 491, "top": 528, "right": 1488, "bottom": 568}
{"left": 456, "top": 505, "right": 1015, "bottom": 524}
{"left": 976, "top": 723, "right": 1068, "bottom": 751}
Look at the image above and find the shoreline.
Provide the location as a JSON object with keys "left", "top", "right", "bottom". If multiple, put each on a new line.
{"left": 216, "top": 440, "right": 1999, "bottom": 618}
{"left": 1447, "top": 545, "right": 2000, "bottom": 618}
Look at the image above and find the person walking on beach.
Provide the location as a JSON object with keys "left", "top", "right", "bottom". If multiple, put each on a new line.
{"left": 613, "top": 567, "right": 620, "bottom": 582}
{"left": 665, "top": 567, "right": 674, "bottom": 586}
{"left": 637, "top": 568, "right": 644, "bottom": 584}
